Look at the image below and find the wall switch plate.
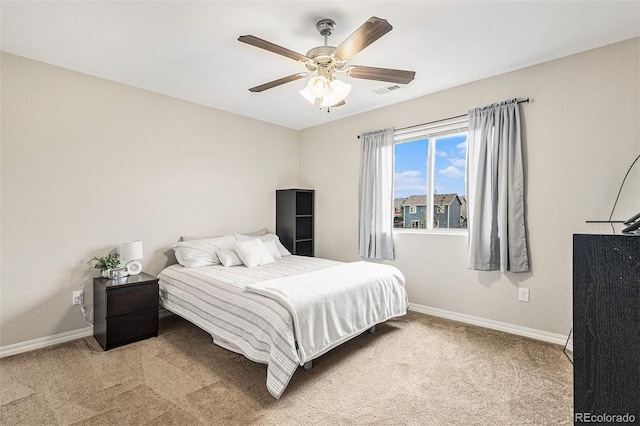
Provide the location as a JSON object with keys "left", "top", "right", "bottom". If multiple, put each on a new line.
{"left": 518, "top": 288, "right": 530, "bottom": 302}
{"left": 72, "top": 290, "right": 84, "bottom": 305}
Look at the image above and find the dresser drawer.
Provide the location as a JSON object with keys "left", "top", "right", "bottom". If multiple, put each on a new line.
{"left": 106, "top": 282, "right": 158, "bottom": 317}
{"left": 105, "top": 309, "right": 158, "bottom": 350}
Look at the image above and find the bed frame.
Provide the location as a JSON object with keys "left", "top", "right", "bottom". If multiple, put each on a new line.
{"left": 212, "top": 325, "right": 377, "bottom": 370}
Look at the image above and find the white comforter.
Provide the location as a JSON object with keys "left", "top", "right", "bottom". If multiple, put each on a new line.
{"left": 158, "top": 256, "right": 408, "bottom": 399}
{"left": 245, "top": 261, "right": 408, "bottom": 364}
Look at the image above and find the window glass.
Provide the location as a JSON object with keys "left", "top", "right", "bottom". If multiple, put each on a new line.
{"left": 394, "top": 122, "right": 468, "bottom": 230}
{"left": 395, "top": 139, "right": 428, "bottom": 229}
{"left": 433, "top": 134, "right": 467, "bottom": 229}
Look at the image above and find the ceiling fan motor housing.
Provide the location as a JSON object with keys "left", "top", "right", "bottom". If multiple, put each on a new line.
{"left": 305, "top": 46, "right": 347, "bottom": 75}
{"left": 306, "top": 46, "right": 335, "bottom": 62}
{"left": 305, "top": 19, "right": 341, "bottom": 73}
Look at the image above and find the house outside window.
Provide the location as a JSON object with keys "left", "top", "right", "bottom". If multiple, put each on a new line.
{"left": 393, "top": 198, "right": 405, "bottom": 228}
{"left": 393, "top": 117, "right": 468, "bottom": 231}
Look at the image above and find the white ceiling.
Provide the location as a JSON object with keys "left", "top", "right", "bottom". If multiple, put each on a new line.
{"left": 2, "top": 1, "right": 639, "bottom": 130}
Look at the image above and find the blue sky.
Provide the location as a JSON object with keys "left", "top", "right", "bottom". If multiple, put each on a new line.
{"left": 394, "top": 134, "right": 467, "bottom": 199}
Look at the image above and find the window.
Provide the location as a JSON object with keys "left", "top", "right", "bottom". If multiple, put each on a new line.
{"left": 394, "top": 117, "right": 468, "bottom": 230}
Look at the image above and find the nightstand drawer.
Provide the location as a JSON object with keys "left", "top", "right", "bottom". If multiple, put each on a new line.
{"left": 105, "top": 309, "right": 158, "bottom": 350}
{"left": 106, "top": 282, "right": 158, "bottom": 317}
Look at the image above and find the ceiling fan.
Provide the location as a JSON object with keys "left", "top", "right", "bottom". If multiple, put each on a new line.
{"left": 238, "top": 17, "right": 416, "bottom": 110}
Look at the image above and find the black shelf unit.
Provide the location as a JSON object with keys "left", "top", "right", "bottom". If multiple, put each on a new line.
{"left": 573, "top": 232, "right": 639, "bottom": 422}
{"left": 276, "top": 189, "right": 314, "bottom": 256}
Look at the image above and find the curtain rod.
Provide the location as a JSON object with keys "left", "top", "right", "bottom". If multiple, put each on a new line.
{"left": 358, "top": 98, "right": 530, "bottom": 138}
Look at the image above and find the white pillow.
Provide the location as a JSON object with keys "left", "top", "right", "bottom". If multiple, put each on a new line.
{"left": 179, "top": 228, "right": 268, "bottom": 242}
{"left": 173, "top": 235, "right": 237, "bottom": 267}
{"left": 263, "top": 234, "right": 291, "bottom": 257}
{"left": 216, "top": 249, "right": 244, "bottom": 267}
{"left": 234, "top": 239, "right": 275, "bottom": 268}
{"left": 235, "top": 233, "right": 291, "bottom": 257}
{"left": 235, "top": 233, "right": 256, "bottom": 242}
{"left": 263, "top": 239, "right": 282, "bottom": 260}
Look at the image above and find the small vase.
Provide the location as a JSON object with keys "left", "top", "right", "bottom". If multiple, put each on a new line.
{"left": 102, "top": 270, "right": 110, "bottom": 278}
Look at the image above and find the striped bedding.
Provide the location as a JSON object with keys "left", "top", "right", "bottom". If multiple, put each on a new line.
{"left": 158, "top": 256, "right": 341, "bottom": 398}
{"left": 157, "top": 255, "right": 407, "bottom": 399}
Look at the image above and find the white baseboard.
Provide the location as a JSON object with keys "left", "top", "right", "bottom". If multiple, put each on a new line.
{"left": 408, "top": 303, "right": 573, "bottom": 351}
{"left": 0, "top": 309, "right": 175, "bottom": 359}
{"left": 0, "top": 306, "right": 572, "bottom": 359}
{"left": 0, "top": 326, "right": 94, "bottom": 359}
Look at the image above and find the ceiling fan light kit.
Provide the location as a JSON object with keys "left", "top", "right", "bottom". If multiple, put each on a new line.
{"left": 299, "top": 75, "right": 352, "bottom": 109}
{"left": 238, "top": 17, "right": 415, "bottom": 112}
{"left": 307, "top": 76, "right": 329, "bottom": 98}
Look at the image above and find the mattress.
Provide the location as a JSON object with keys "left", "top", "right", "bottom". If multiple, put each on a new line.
{"left": 158, "top": 255, "right": 407, "bottom": 398}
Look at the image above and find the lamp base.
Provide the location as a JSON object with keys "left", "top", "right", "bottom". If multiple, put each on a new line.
{"left": 126, "top": 260, "right": 142, "bottom": 275}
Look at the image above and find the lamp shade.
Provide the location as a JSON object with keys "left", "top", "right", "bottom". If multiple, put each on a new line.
{"left": 299, "top": 86, "right": 316, "bottom": 105}
{"left": 307, "top": 76, "right": 329, "bottom": 97}
{"left": 321, "top": 79, "right": 352, "bottom": 107}
{"left": 120, "top": 240, "right": 143, "bottom": 262}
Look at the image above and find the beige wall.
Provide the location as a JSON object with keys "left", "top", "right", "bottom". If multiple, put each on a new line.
{"left": 299, "top": 38, "right": 640, "bottom": 336}
{"left": 2, "top": 38, "right": 638, "bottom": 349}
{"left": 0, "top": 53, "right": 299, "bottom": 346}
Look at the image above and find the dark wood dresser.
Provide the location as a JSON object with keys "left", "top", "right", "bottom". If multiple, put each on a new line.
{"left": 573, "top": 228, "right": 639, "bottom": 423}
{"left": 93, "top": 272, "right": 159, "bottom": 350}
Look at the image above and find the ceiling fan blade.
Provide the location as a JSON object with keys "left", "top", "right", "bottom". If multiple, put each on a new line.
{"left": 238, "top": 35, "right": 310, "bottom": 63}
{"left": 249, "top": 73, "right": 308, "bottom": 92}
{"left": 347, "top": 66, "right": 416, "bottom": 84}
{"left": 332, "top": 17, "right": 393, "bottom": 60}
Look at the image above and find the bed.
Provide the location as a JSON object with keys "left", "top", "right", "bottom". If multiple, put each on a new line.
{"left": 157, "top": 233, "right": 408, "bottom": 399}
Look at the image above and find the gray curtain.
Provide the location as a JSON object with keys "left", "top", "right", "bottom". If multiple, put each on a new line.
{"left": 466, "top": 99, "right": 529, "bottom": 272}
{"left": 358, "top": 128, "right": 395, "bottom": 260}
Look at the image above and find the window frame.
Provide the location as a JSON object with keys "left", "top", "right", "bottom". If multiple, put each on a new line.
{"left": 394, "top": 117, "right": 469, "bottom": 234}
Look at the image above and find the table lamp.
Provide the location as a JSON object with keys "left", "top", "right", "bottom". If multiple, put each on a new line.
{"left": 120, "top": 240, "right": 143, "bottom": 275}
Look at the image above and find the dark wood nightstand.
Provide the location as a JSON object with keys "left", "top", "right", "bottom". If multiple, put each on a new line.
{"left": 93, "top": 271, "right": 159, "bottom": 350}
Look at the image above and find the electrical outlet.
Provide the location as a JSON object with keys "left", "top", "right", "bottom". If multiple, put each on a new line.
{"left": 518, "top": 288, "right": 530, "bottom": 302}
{"left": 72, "top": 290, "right": 84, "bottom": 305}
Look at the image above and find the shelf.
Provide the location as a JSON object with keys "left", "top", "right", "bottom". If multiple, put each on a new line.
{"left": 276, "top": 189, "right": 314, "bottom": 257}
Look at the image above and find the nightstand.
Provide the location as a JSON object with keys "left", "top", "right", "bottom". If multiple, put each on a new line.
{"left": 93, "top": 271, "right": 159, "bottom": 350}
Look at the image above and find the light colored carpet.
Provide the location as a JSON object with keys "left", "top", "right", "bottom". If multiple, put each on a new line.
{"left": 0, "top": 311, "right": 573, "bottom": 425}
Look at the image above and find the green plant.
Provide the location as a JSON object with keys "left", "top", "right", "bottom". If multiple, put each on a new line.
{"left": 91, "top": 253, "right": 121, "bottom": 271}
